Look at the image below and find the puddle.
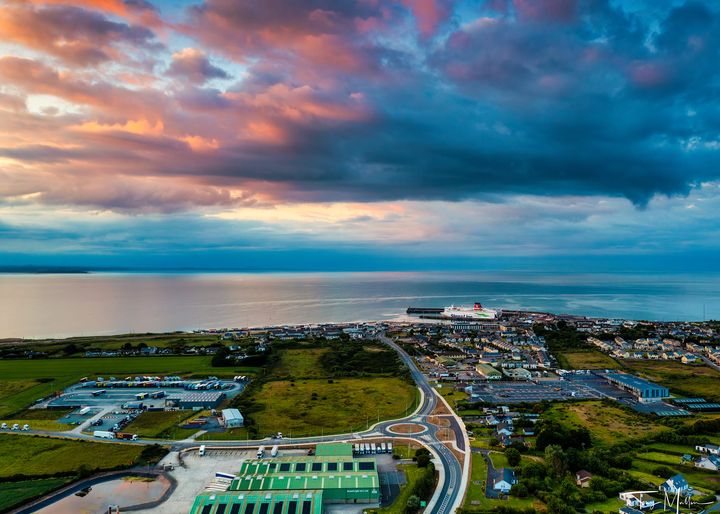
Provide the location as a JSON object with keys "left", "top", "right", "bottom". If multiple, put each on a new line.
{"left": 34, "top": 475, "right": 170, "bottom": 514}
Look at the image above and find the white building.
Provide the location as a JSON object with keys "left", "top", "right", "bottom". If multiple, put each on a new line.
{"left": 221, "top": 408, "right": 244, "bottom": 428}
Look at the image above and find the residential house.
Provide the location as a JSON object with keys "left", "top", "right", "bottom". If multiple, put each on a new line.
{"left": 696, "top": 443, "right": 720, "bottom": 455}
{"left": 575, "top": 470, "right": 593, "bottom": 488}
{"left": 618, "top": 492, "right": 657, "bottom": 510}
{"left": 696, "top": 455, "right": 720, "bottom": 471}
{"left": 659, "top": 474, "right": 690, "bottom": 494}
{"left": 493, "top": 468, "right": 517, "bottom": 493}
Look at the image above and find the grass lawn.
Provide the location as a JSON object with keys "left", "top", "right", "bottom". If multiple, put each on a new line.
{"left": 122, "top": 410, "right": 198, "bottom": 439}
{"left": 392, "top": 442, "right": 421, "bottom": 459}
{"left": 622, "top": 360, "right": 720, "bottom": 401}
{"left": 0, "top": 477, "right": 71, "bottom": 511}
{"left": 199, "top": 427, "right": 251, "bottom": 441}
{"left": 464, "top": 453, "right": 489, "bottom": 506}
{"left": 633, "top": 455, "right": 720, "bottom": 494}
{"left": 269, "top": 348, "right": 329, "bottom": 379}
{"left": 245, "top": 377, "right": 417, "bottom": 437}
{"left": 584, "top": 496, "right": 625, "bottom": 513}
{"left": 464, "top": 452, "right": 538, "bottom": 511}
{"left": 0, "top": 434, "right": 145, "bottom": 477}
{"left": 489, "top": 452, "right": 509, "bottom": 469}
{"left": 438, "top": 386, "right": 469, "bottom": 403}
{"left": 645, "top": 442, "right": 696, "bottom": 455}
{"left": 0, "top": 379, "right": 52, "bottom": 418}
{"left": 557, "top": 351, "right": 621, "bottom": 370}
{"left": 0, "top": 407, "right": 74, "bottom": 431}
{"left": 376, "top": 464, "right": 426, "bottom": 514}
{"left": 543, "top": 401, "right": 668, "bottom": 445}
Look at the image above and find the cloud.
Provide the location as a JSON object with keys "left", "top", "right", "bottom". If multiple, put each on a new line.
{"left": 167, "top": 48, "right": 229, "bottom": 84}
{"left": 0, "top": 3, "right": 159, "bottom": 66}
{"left": 0, "top": 0, "right": 719, "bottom": 219}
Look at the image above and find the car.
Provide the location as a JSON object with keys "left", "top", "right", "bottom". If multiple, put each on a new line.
{"left": 0, "top": 423, "right": 7, "bottom": 429}
{"left": 22, "top": 424, "right": 30, "bottom": 431}
{"left": 11, "top": 424, "right": 20, "bottom": 430}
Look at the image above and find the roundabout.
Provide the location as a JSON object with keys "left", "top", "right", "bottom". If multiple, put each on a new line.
{"left": 387, "top": 422, "right": 427, "bottom": 435}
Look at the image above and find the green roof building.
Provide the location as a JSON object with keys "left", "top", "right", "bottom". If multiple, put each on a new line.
{"left": 314, "top": 443, "right": 353, "bottom": 458}
{"left": 189, "top": 490, "right": 323, "bottom": 514}
{"left": 189, "top": 444, "right": 379, "bottom": 514}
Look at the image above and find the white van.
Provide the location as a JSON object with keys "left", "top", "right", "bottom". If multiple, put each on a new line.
{"left": 199, "top": 445, "right": 206, "bottom": 457}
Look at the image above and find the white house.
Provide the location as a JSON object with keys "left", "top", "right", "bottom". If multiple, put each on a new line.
{"left": 696, "top": 443, "right": 720, "bottom": 455}
{"left": 619, "top": 492, "right": 657, "bottom": 510}
{"left": 659, "top": 474, "right": 690, "bottom": 494}
{"left": 493, "top": 468, "right": 517, "bottom": 494}
{"left": 696, "top": 455, "right": 720, "bottom": 471}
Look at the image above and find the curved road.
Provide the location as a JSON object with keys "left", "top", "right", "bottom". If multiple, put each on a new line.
{"left": 6, "top": 333, "right": 467, "bottom": 514}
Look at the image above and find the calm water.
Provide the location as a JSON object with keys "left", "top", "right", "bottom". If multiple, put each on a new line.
{"left": 34, "top": 476, "right": 169, "bottom": 514}
{"left": 1, "top": 271, "right": 719, "bottom": 339}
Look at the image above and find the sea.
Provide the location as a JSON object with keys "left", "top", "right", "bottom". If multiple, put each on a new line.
{"left": 1, "top": 271, "right": 719, "bottom": 339}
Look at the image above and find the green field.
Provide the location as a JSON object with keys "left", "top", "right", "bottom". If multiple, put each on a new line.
{"left": 377, "top": 464, "right": 427, "bottom": 514}
{"left": 0, "top": 434, "right": 145, "bottom": 478}
{"left": 544, "top": 401, "right": 668, "bottom": 445}
{"left": 233, "top": 377, "right": 416, "bottom": 437}
{"left": 0, "top": 477, "right": 71, "bottom": 511}
{"left": 0, "top": 356, "right": 256, "bottom": 417}
{"left": 633, "top": 452, "right": 720, "bottom": 494}
{"left": 622, "top": 360, "right": 720, "bottom": 401}
{"left": 556, "top": 350, "right": 621, "bottom": 370}
{"left": 269, "top": 347, "right": 330, "bottom": 379}
{"left": 122, "top": 410, "right": 198, "bottom": 439}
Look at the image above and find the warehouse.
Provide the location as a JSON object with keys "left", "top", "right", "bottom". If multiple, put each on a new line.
{"left": 167, "top": 391, "right": 226, "bottom": 409}
{"left": 228, "top": 444, "right": 380, "bottom": 504}
{"left": 503, "top": 368, "right": 532, "bottom": 381}
{"left": 189, "top": 490, "right": 323, "bottom": 514}
{"left": 222, "top": 408, "right": 244, "bottom": 427}
{"left": 475, "top": 363, "right": 502, "bottom": 380}
{"left": 605, "top": 373, "right": 669, "bottom": 402}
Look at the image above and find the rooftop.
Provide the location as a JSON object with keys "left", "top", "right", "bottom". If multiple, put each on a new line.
{"left": 189, "top": 490, "right": 324, "bottom": 514}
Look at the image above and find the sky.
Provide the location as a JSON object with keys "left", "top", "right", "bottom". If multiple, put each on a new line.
{"left": 1, "top": 0, "right": 720, "bottom": 271}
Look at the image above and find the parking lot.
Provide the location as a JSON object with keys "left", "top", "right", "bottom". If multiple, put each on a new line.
{"left": 47, "top": 379, "right": 244, "bottom": 411}
{"left": 469, "top": 380, "right": 599, "bottom": 404}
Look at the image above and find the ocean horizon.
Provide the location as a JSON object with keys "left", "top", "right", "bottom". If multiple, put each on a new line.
{"left": 1, "top": 270, "right": 718, "bottom": 339}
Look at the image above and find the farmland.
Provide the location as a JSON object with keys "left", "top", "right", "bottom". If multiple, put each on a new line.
{"left": 556, "top": 350, "right": 621, "bottom": 370}
{"left": 543, "top": 401, "right": 668, "bottom": 445}
{"left": 622, "top": 360, "right": 720, "bottom": 401}
{"left": 122, "top": 410, "right": 198, "bottom": 439}
{"left": 0, "top": 434, "right": 145, "bottom": 478}
{"left": 0, "top": 478, "right": 71, "bottom": 512}
{"left": 246, "top": 377, "right": 416, "bottom": 437}
{"left": 208, "top": 342, "right": 418, "bottom": 438}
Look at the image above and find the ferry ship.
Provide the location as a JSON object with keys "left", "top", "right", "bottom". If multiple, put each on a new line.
{"left": 442, "top": 302, "right": 497, "bottom": 319}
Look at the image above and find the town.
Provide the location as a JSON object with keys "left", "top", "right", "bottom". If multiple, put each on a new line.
{"left": 1, "top": 309, "right": 720, "bottom": 514}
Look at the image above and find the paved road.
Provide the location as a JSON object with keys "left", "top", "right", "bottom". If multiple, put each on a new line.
{"left": 471, "top": 448, "right": 498, "bottom": 499}
{"left": 5, "top": 333, "right": 467, "bottom": 514}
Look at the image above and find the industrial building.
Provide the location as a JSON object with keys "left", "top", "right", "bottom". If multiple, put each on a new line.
{"left": 503, "top": 368, "right": 532, "bottom": 381}
{"left": 605, "top": 373, "right": 669, "bottom": 402}
{"left": 222, "top": 408, "right": 244, "bottom": 427}
{"left": 189, "top": 490, "right": 324, "bottom": 514}
{"left": 475, "top": 363, "right": 502, "bottom": 380}
{"left": 167, "top": 391, "right": 226, "bottom": 409}
{"left": 188, "top": 443, "right": 380, "bottom": 514}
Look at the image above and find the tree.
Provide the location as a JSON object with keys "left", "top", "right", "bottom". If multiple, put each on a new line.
{"left": 652, "top": 466, "right": 674, "bottom": 479}
{"left": 416, "top": 453, "right": 431, "bottom": 468}
{"left": 544, "top": 445, "right": 568, "bottom": 478}
{"left": 406, "top": 495, "right": 421, "bottom": 513}
{"left": 63, "top": 343, "right": 79, "bottom": 355}
{"left": 505, "top": 447, "right": 521, "bottom": 467}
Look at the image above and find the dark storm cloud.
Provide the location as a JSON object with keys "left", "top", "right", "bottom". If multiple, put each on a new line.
{"left": 2, "top": 0, "right": 720, "bottom": 212}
